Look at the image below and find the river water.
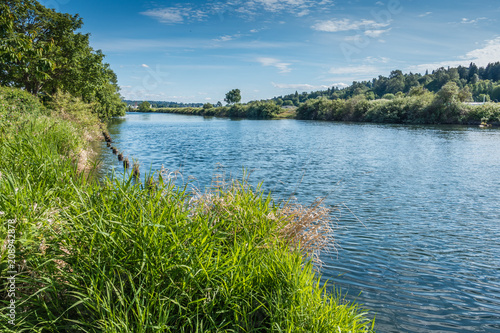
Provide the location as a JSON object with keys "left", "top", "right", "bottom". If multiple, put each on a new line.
{"left": 99, "top": 112, "right": 500, "bottom": 332}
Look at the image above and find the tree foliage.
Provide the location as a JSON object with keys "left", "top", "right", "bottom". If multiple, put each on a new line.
{"left": 138, "top": 101, "right": 151, "bottom": 112}
{"left": 295, "top": 83, "right": 500, "bottom": 125}
{"left": 273, "top": 62, "right": 500, "bottom": 106}
{"left": 224, "top": 89, "right": 241, "bottom": 105}
{"left": 0, "top": 0, "right": 125, "bottom": 119}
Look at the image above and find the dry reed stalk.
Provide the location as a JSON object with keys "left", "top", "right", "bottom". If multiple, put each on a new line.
{"left": 278, "top": 199, "right": 335, "bottom": 261}
{"left": 189, "top": 174, "right": 334, "bottom": 262}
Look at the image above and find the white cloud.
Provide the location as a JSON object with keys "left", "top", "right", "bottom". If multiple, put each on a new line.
{"left": 141, "top": 64, "right": 149, "bottom": 68}
{"left": 147, "top": 0, "right": 332, "bottom": 23}
{"left": 418, "top": 12, "right": 432, "bottom": 18}
{"left": 409, "top": 37, "right": 500, "bottom": 73}
{"left": 256, "top": 57, "right": 292, "bottom": 73}
{"left": 333, "top": 82, "right": 349, "bottom": 88}
{"left": 364, "top": 28, "right": 391, "bottom": 38}
{"left": 213, "top": 34, "right": 242, "bottom": 42}
{"left": 272, "top": 82, "right": 348, "bottom": 90}
{"left": 364, "top": 56, "right": 390, "bottom": 64}
{"left": 329, "top": 65, "right": 379, "bottom": 75}
{"left": 461, "top": 17, "right": 487, "bottom": 24}
{"left": 140, "top": 5, "right": 208, "bottom": 24}
{"left": 140, "top": 8, "right": 184, "bottom": 24}
{"left": 272, "top": 82, "right": 338, "bottom": 90}
{"left": 249, "top": 0, "right": 313, "bottom": 13}
{"left": 312, "top": 18, "right": 390, "bottom": 32}
{"left": 141, "top": 0, "right": 336, "bottom": 24}
{"left": 297, "top": 9, "right": 310, "bottom": 17}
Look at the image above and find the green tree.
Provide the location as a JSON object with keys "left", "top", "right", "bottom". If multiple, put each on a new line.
{"left": 458, "top": 86, "right": 472, "bottom": 102}
{"left": 490, "top": 85, "right": 500, "bottom": 102}
{"left": 436, "top": 81, "right": 459, "bottom": 105}
{"left": 138, "top": 101, "right": 151, "bottom": 112}
{"left": 0, "top": 0, "right": 125, "bottom": 119}
{"left": 386, "top": 70, "right": 405, "bottom": 94}
{"left": 224, "top": 89, "right": 241, "bottom": 105}
{"left": 203, "top": 102, "right": 213, "bottom": 110}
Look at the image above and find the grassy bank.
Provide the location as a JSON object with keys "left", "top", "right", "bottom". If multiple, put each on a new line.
{"left": 0, "top": 87, "right": 374, "bottom": 332}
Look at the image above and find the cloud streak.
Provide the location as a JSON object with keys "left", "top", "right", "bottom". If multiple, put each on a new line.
{"left": 257, "top": 57, "right": 292, "bottom": 73}
{"left": 312, "top": 18, "right": 390, "bottom": 32}
{"left": 141, "top": 0, "right": 336, "bottom": 24}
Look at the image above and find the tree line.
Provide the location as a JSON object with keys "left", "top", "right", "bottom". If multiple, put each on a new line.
{"left": 125, "top": 100, "right": 204, "bottom": 109}
{"left": 296, "top": 81, "right": 500, "bottom": 125}
{"left": 0, "top": 0, "right": 126, "bottom": 119}
{"left": 272, "top": 63, "right": 500, "bottom": 106}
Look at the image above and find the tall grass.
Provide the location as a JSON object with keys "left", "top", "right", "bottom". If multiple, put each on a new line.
{"left": 0, "top": 87, "right": 375, "bottom": 332}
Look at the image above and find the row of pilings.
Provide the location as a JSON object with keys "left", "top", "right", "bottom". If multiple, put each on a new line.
{"left": 103, "top": 131, "right": 139, "bottom": 179}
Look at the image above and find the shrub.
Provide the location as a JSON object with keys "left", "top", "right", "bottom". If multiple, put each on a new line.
{"left": 0, "top": 86, "right": 48, "bottom": 117}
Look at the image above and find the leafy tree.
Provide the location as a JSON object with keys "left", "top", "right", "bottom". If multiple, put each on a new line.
{"left": 224, "top": 89, "right": 241, "bottom": 105}
{"left": 138, "top": 101, "right": 151, "bottom": 112}
{"left": 386, "top": 70, "right": 405, "bottom": 94}
{"left": 0, "top": 0, "right": 125, "bottom": 119}
{"left": 490, "top": 85, "right": 500, "bottom": 102}
{"left": 458, "top": 86, "right": 472, "bottom": 102}
{"left": 436, "top": 82, "right": 459, "bottom": 105}
{"left": 408, "top": 86, "right": 427, "bottom": 97}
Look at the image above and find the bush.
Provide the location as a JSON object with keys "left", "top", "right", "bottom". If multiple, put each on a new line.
{"left": 0, "top": 86, "right": 48, "bottom": 117}
{"left": 48, "top": 90, "right": 101, "bottom": 139}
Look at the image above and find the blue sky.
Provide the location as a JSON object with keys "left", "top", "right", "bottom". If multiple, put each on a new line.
{"left": 40, "top": 0, "right": 500, "bottom": 103}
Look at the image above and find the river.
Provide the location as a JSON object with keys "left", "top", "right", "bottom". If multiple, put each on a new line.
{"left": 98, "top": 112, "right": 500, "bottom": 332}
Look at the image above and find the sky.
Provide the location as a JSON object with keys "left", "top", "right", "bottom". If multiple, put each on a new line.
{"left": 39, "top": 0, "right": 500, "bottom": 103}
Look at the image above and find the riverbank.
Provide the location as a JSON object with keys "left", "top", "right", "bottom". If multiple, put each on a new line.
{"left": 0, "top": 87, "right": 374, "bottom": 332}
{"left": 133, "top": 92, "right": 500, "bottom": 125}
